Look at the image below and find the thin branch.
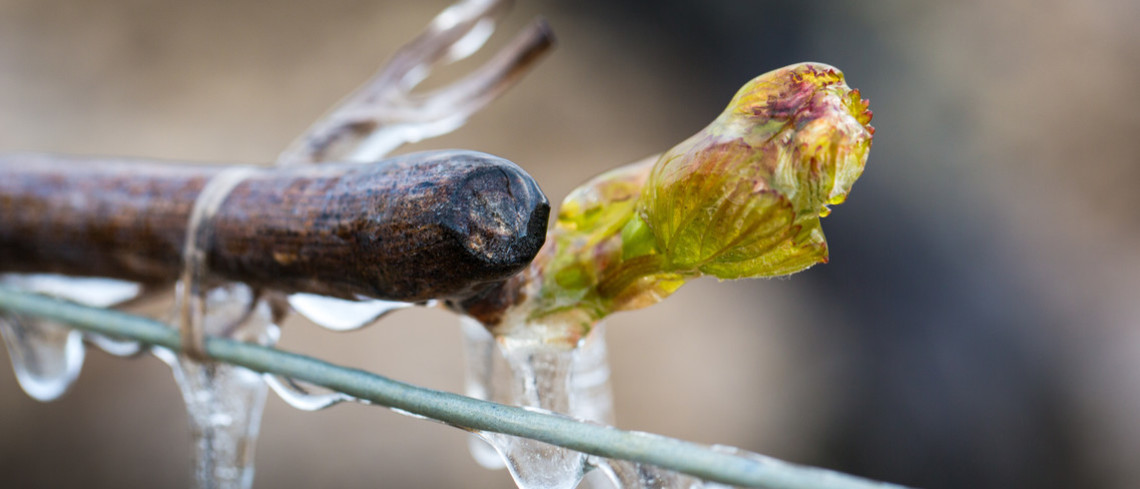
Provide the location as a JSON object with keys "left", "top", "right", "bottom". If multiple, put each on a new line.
{"left": 0, "top": 286, "right": 909, "bottom": 489}
{"left": 277, "top": 0, "right": 554, "bottom": 165}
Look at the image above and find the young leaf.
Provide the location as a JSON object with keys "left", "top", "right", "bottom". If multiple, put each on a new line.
{"left": 466, "top": 63, "right": 874, "bottom": 337}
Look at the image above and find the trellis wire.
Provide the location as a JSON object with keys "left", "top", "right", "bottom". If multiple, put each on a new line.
{"left": 0, "top": 286, "right": 908, "bottom": 489}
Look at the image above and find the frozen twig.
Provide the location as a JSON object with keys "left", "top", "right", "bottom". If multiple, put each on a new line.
{"left": 277, "top": 0, "right": 554, "bottom": 165}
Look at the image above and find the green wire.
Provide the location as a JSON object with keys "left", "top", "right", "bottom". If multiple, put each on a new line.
{"left": 0, "top": 286, "right": 908, "bottom": 489}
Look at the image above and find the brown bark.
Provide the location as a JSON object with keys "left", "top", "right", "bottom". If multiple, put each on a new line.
{"left": 0, "top": 150, "right": 549, "bottom": 302}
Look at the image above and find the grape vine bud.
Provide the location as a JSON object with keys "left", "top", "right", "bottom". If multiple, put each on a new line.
{"left": 636, "top": 62, "right": 874, "bottom": 280}
{"left": 465, "top": 63, "right": 874, "bottom": 335}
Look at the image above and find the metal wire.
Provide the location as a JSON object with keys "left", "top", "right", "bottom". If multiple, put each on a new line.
{"left": 0, "top": 286, "right": 909, "bottom": 489}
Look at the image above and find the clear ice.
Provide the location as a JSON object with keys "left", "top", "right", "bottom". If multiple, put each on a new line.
{"left": 0, "top": 313, "right": 85, "bottom": 402}
{"left": 0, "top": 274, "right": 142, "bottom": 401}
{"left": 461, "top": 317, "right": 615, "bottom": 489}
{"left": 155, "top": 282, "right": 279, "bottom": 489}
{"left": 589, "top": 456, "right": 704, "bottom": 489}
{"left": 459, "top": 316, "right": 783, "bottom": 489}
{"left": 287, "top": 292, "right": 410, "bottom": 332}
{"left": 264, "top": 374, "right": 356, "bottom": 411}
{"left": 0, "top": 274, "right": 142, "bottom": 307}
{"left": 273, "top": 276, "right": 416, "bottom": 411}
{"left": 0, "top": 270, "right": 283, "bottom": 489}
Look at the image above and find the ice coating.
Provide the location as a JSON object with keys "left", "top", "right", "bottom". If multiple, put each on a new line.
{"left": 461, "top": 317, "right": 614, "bottom": 488}
{"left": 591, "top": 457, "right": 703, "bottom": 489}
{"left": 156, "top": 282, "right": 279, "bottom": 489}
{"left": 264, "top": 374, "right": 356, "bottom": 411}
{"left": 158, "top": 162, "right": 275, "bottom": 489}
{"left": 591, "top": 444, "right": 906, "bottom": 489}
{"left": 0, "top": 274, "right": 142, "bottom": 307}
{"left": 462, "top": 316, "right": 826, "bottom": 489}
{"left": 85, "top": 331, "right": 146, "bottom": 357}
{"left": 0, "top": 274, "right": 144, "bottom": 400}
{"left": 0, "top": 315, "right": 84, "bottom": 401}
{"left": 479, "top": 430, "right": 587, "bottom": 489}
{"left": 286, "top": 293, "right": 411, "bottom": 331}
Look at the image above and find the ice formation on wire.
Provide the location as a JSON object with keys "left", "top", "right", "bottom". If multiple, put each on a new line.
{"left": 462, "top": 317, "right": 614, "bottom": 487}
{"left": 154, "top": 283, "right": 279, "bottom": 489}
{"left": 0, "top": 274, "right": 142, "bottom": 400}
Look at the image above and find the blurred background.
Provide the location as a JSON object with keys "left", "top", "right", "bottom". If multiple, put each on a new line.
{"left": 1, "top": 0, "right": 1138, "bottom": 488}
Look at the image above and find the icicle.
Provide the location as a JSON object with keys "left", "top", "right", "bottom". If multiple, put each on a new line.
{"left": 0, "top": 314, "right": 85, "bottom": 401}
{"left": 286, "top": 293, "right": 410, "bottom": 331}
{"left": 461, "top": 317, "right": 615, "bottom": 489}
{"left": 155, "top": 283, "right": 279, "bottom": 489}
{"left": 0, "top": 273, "right": 143, "bottom": 400}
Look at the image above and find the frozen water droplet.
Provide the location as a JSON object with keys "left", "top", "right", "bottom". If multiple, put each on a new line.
{"left": 0, "top": 314, "right": 85, "bottom": 401}
{"left": 580, "top": 468, "right": 614, "bottom": 488}
{"left": 0, "top": 273, "right": 148, "bottom": 357}
{"left": 287, "top": 293, "right": 410, "bottom": 331}
{"left": 0, "top": 274, "right": 138, "bottom": 401}
{"left": 209, "top": 412, "right": 234, "bottom": 427}
{"left": 264, "top": 374, "right": 355, "bottom": 411}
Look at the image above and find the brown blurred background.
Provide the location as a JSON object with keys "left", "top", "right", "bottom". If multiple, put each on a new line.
{"left": 1, "top": 1, "right": 1138, "bottom": 488}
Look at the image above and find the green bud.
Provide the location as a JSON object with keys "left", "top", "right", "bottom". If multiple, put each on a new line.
{"left": 520, "top": 63, "right": 874, "bottom": 330}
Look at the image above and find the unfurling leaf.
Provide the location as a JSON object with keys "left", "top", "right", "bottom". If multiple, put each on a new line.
{"left": 477, "top": 63, "right": 874, "bottom": 336}
{"left": 641, "top": 63, "right": 873, "bottom": 280}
